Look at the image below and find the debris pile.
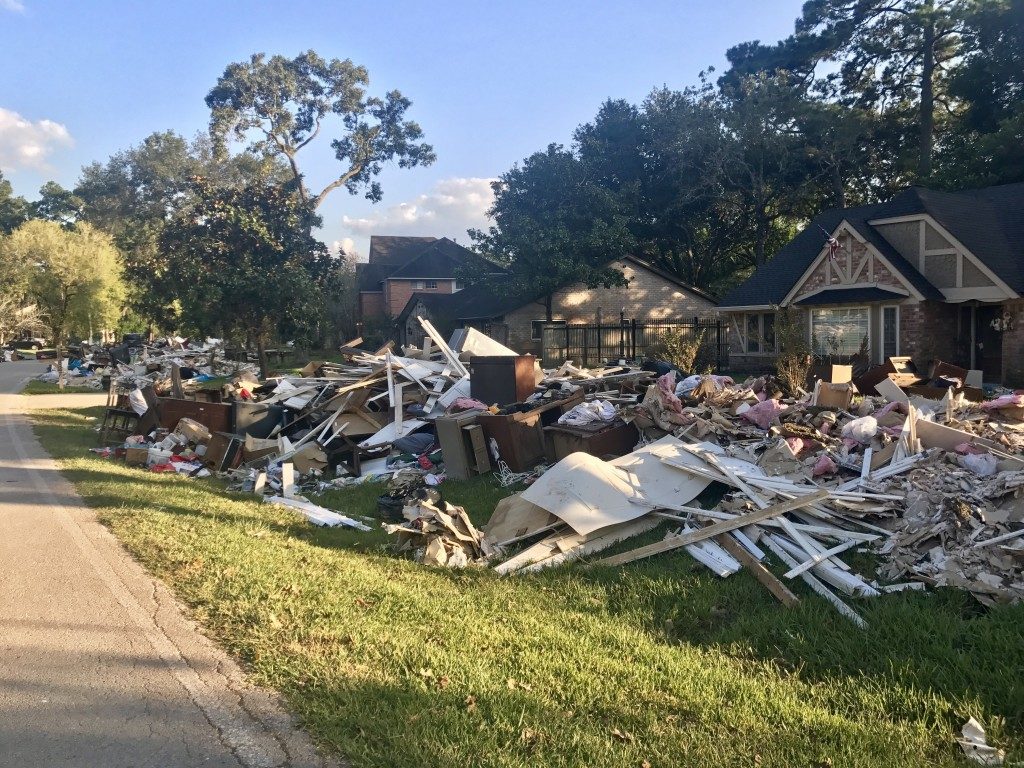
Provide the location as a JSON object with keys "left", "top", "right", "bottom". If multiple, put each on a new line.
{"left": 83, "top": 322, "right": 1024, "bottom": 614}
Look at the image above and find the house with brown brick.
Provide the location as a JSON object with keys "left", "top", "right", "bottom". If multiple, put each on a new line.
{"left": 717, "top": 182, "right": 1024, "bottom": 384}
{"left": 355, "top": 235, "right": 501, "bottom": 323}
{"left": 396, "top": 254, "right": 717, "bottom": 357}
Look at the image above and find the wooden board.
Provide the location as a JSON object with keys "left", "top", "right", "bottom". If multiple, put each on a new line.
{"left": 593, "top": 490, "right": 828, "bottom": 567}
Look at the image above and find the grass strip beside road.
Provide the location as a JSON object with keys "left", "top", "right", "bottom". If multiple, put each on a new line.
{"left": 32, "top": 405, "right": 1024, "bottom": 768}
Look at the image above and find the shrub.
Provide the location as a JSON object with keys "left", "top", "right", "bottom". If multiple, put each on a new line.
{"left": 647, "top": 327, "right": 716, "bottom": 373}
{"left": 775, "top": 309, "right": 812, "bottom": 395}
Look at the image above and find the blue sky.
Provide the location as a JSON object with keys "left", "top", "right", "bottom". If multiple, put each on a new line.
{"left": 0, "top": 0, "right": 803, "bottom": 258}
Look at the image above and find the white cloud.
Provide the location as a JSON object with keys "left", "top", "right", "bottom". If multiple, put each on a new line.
{"left": 341, "top": 176, "right": 496, "bottom": 241}
{"left": 331, "top": 237, "right": 360, "bottom": 258}
{"left": 0, "top": 107, "right": 73, "bottom": 171}
{"left": 0, "top": 0, "right": 25, "bottom": 12}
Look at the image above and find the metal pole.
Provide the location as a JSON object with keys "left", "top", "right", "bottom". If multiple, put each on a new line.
{"left": 716, "top": 319, "right": 723, "bottom": 373}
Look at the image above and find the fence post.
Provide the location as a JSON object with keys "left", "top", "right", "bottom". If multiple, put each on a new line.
{"left": 619, "top": 312, "right": 625, "bottom": 360}
{"left": 631, "top": 319, "right": 637, "bottom": 359}
{"left": 583, "top": 325, "right": 589, "bottom": 367}
{"left": 596, "top": 319, "right": 602, "bottom": 365}
{"left": 716, "top": 319, "right": 723, "bottom": 373}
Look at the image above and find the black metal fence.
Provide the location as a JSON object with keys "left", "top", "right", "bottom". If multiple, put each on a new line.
{"left": 540, "top": 317, "right": 727, "bottom": 370}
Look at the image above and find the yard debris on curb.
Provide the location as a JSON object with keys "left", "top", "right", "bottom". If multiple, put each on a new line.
{"left": 80, "top": 325, "right": 1024, "bottom": 618}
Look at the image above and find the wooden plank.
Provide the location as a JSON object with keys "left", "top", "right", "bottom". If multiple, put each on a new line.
{"left": 282, "top": 462, "right": 295, "bottom": 498}
{"left": 593, "top": 490, "right": 828, "bottom": 567}
{"left": 716, "top": 533, "right": 799, "bottom": 608}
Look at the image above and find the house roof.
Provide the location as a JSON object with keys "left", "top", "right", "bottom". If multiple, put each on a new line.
{"left": 355, "top": 262, "right": 391, "bottom": 292}
{"left": 395, "top": 254, "right": 717, "bottom": 324}
{"left": 387, "top": 238, "right": 493, "bottom": 280}
{"left": 367, "top": 235, "right": 438, "bottom": 265}
{"left": 718, "top": 181, "right": 1024, "bottom": 309}
{"left": 794, "top": 286, "right": 907, "bottom": 306}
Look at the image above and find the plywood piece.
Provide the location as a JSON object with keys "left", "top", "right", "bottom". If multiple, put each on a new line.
{"left": 610, "top": 435, "right": 712, "bottom": 510}
{"left": 874, "top": 377, "right": 909, "bottom": 404}
{"left": 520, "top": 452, "right": 643, "bottom": 535}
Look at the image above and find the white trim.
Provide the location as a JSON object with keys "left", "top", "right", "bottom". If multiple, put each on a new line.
{"left": 868, "top": 214, "right": 927, "bottom": 226}
{"left": 918, "top": 216, "right": 1017, "bottom": 298}
{"left": 940, "top": 287, "right": 1010, "bottom": 302}
{"left": 717, "top": 305, "right": 774, "bottom": 312}
{"left": 794, "top": 282, "right": 909, "bottom": 304}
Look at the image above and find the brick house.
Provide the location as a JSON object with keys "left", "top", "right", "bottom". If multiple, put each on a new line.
{"left": 718, "top": 182, "right": 1024, "bottom": 384}
{"left": 355, "top": 236, "right": 500, "bottom": 323}
{"left": 396, "top": 255, "right": 717, "bottom": 354}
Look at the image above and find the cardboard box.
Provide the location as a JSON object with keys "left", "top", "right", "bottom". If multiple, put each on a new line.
{"left": 174, "top": 416, "right": 212, "bottom": 444}
{"left": 124, "top": 446, "right": 150, "bottom": 467}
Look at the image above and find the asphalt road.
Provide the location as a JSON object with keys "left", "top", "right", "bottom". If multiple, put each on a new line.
{"left": 0, "top": 359, "right": 338, "bottom": 767}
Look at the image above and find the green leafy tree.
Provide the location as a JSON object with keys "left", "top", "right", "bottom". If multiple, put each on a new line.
{"left": 469, "top": 144, "right": 632, "bottom": 320}
{"left": 939, "top": 0, "right": 1024, "bottom": 186}
{"left": 32, "top": 181, "right": 85, "bottom": 228}
{"left": 2, "top": 220, "right": 124, "bottom": 385}
{"left": 0, "top": 171, "right": 30, "bottom": 235}
{"left": 75, "top": 130, "right": 282, "bottom": 331}
{"left": 205, "top": 50, "right": 435, "bottom": 209}
{"left": 159, "top": 178, "right": 337, "bottom": 377}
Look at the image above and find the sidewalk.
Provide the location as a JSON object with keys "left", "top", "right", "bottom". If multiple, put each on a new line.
{"left": 0, "top": 364, "right": 338, "bottom": 767}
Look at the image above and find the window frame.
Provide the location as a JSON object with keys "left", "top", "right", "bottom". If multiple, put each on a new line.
{"left": 411, "top": 280, "right": 425, "bottom": 290}
{"left": 808, "top": 306, "right": 871, "bottom": 358}
{"left": 881, "top": 304, "right": 900, "bottom": 361}
{"left": 425, "top": 279, "right": 438, "bottom": 289}
{"left": 740, "top": 312, "right": 778, "bottom": 356}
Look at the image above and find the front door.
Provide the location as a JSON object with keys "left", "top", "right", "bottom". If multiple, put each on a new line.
{"left": 974, "top": 305, "right": 1003, "bottom": 382}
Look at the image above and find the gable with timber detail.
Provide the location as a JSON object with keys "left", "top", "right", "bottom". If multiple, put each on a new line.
{"left": 791, "top": 233, "right": 907, "bottom": 301}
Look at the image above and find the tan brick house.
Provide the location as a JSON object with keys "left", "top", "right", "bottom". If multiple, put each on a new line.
{"left": 397, "top": 255, "right": 717, "bottom": 354}
{"left": 718, "top": 183, "right": 1024, "bottom": 384}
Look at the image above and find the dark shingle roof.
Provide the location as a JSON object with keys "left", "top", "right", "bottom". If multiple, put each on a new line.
{"left": 794, "top": 286, "right": 907, "bottom": 306}
{"left": 387, "top": 238, "right": 494, "bottom": 279}
{"left": 355, "top": 262, "right": 390, "bottom": 292}
{"left": 367, "top": 235, "right": 438, "bottom": 265}
{"left": 718, "top": 182, "right": 1024, "bottom": 309}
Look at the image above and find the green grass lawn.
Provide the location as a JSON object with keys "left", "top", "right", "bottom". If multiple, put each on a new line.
{"left": 21, "top": 380, "right": 102, "bottom": 394}
{"left": 33, "top": 405, "right": 1024, "bottom": 767}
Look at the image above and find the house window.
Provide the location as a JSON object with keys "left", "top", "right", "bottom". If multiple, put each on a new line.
{"left": 810, "top": 307, "right": 869, "bottom": 356}
{"left": 425, "top": 280, "right": 438, "bottom": 289}
{"left": 742, "top": 313, "right": 777, "bottom": 354}
{"left": 453, "top": 280, "right": 466, "bottom": 292}
{"left": 532, "top": 320, "right": 565, "bottom": 341}
{"left": 882, "top": 306, "right": 899, "bottom": 358}
{"left": 412, "top": 280, "right": 425, "bottom": 290}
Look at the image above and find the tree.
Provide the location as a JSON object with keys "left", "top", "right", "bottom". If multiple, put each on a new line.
{"left": 938, "top": 0, "right": 1024, "bottom": 186}
{"left": 206, "top": 50, "right": 435, "bottom": 209}
{"left": 1, "top": 221, "right": 124, "bottom": 386}
{"left": 159, "top": 178, "right": 337, "bottom": 377}
{"left": 727, "top": 0, "right": 967, "bottom": 183}
{"left": 32, "top": 181, "right": 84, "bottom": 228}
{"left": 469, "top": 144, "right": 632, "bottom": 320}
{"left": 0, "top": 172, "right": 29, "bottom": 235}
{"left": 75, "top": 130, "right": 283, "bottom": 331}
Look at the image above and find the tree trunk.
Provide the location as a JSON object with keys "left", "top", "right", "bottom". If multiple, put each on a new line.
{"left": 255, "top": 329, "right": 269, "bottom": 381}
{"left": 53, "top": 327, "right": 65, "bottom": 391}
{"left": 832, "top": 164, "right": 846, "bottom": 209}
{"left": 544, "top": 295, "right": 553, "bottom": 322}
{"left": 918, "top": 7, "right": 936, "bottom": 179}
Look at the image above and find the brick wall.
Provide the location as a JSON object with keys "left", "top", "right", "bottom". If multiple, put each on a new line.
{"left": 501, "top": 259, "right": 716, "bottom": 353}
{"left": 384, "top": 279, "right": 456, "bottom": 318}
{"left": 359, "top": 292, "right": 385, "bottom": 322}
{"left": 898, "top": 301, "right": 959, "bottom": 371}
{"left": 1001, "top": 299, "right": 1024, "bottom": 386}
